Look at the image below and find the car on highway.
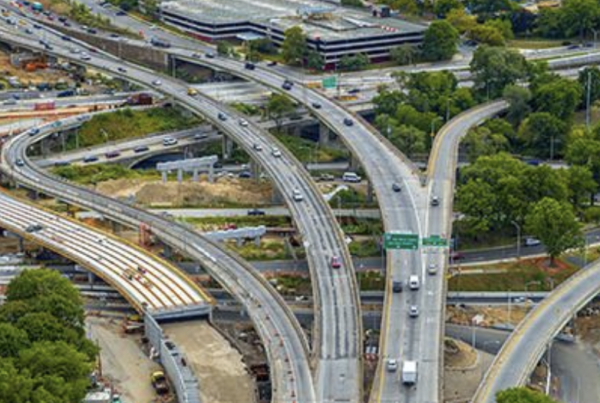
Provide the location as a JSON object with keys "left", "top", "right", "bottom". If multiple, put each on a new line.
{"left": 80, "top": 53, "right": 91, "bottom": 61}
{"left": 348, "top": 88, "right": 360, "bottom": 94}
{"left": 24, "top": 28, "right": 32, "bottom": 34}
{"left": 133, "top": 145, "right": 149, "bottom": 153}
{"left": 15, "top": 158, "right": 24, "bottom": 167}
{"left": 239, "top": 119, "right": 249, "bottom": 127}
{"left": 162, "top": 137, "right": 178, "bottom": 146}
{"left": 218, "top": 112, "right": 228, "bottom": 121}
{"left": 343, "top": 118, "right": 354, "bottom": 126}
{"left": 392, "top": 183, "right": 402, "bottom": 192}
{"left": 116, "top": 10, "right": 126, "bottom": 16}
{"left": 54, "top": 161, "right": 71, "bottom": 167}
{"left": 244, "top": 62, "right": 255, "bottom": 70}
{"left": 238, "top": 171, "right": 252, "bottom": 179}
{"left": 449, "top": 251, "right": 464, "bottom": 261}
{"left": 25, "top": 223, "right": 43, "bottom": 233}
{"left": 523, "top": 237, "right": 541, "bottom": 247}
{"left": 69, "top": 47, "right": 81, "bottom": 54}
{"left": 267, "top": 61, "right": 277, "bottom": 66}
{"left": 292, "top": 188, "right": 304, "bottom": 202}
{"left": 205, "top": 52, "right": 216, "bottom": 58}
{"left": 117, "top": 67, "right": 127, "bottom": 73}
{"left": 386, "top": 359, "right": 398, "bottom": 372}
{"left": 430, "top": 195, "right": 439, "bottom": 206}
{"left": 194, "top": 133, "right": 208, "bottom": 140}
{"left": 409, "top": 305, "right": 419, "bottom": 318}
{"left": 152, "top": 79, "right": 162, "bottom": 86}
{"left": 252, "top": 143, "right": 263, "bottom": 151}
{"left": 247, "top": 208, "right": 265, "bottom": 216}
{"left": 311, "top": 102, "right": 322, "bottom": 109}
{"left": 330, "top": 255, "right": 342, "bottom": 269}
{"left": 83, "top": 155, "right": 99, "bottom": 163}
{"left": 409, "top": 275, "right": 420, "bottom": 290}
{"left": 271, "top": 148, "right": 282, "bottom": 158}
{"left": 427, "top": 263, "right": 437, "bottom": 275}
{"left": 105, "top": 151, "right": 120, "bottom": 159}
{"left": 3, "top": 98, "right": 16, "bottom": 106}
{"left": 392, "top": 281, "right": 403, "bottom": 293}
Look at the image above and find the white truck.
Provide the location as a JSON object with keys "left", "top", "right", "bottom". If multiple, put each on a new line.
{"left": 402, "top": 360, "right": 418, "bottom": 385}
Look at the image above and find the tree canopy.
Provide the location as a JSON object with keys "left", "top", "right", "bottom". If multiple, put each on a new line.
{"left": 497, "top": 387, "right": 559, "bottom": 403}
{"left": 421, "top": 20, "right": 460, "bottom": 62}
{"left": 470, "top": 46, "right": 529, "bottom": 99}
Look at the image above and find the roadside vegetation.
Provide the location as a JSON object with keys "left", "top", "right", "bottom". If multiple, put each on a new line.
{"left": 75, "top": 107, "right": 200, "bottom": 148}
{"left": 53, "top": 164, "right": 158, "bottom": 185}
{"left": 496, "top": 387, "right": 558, "bottom": 403}
{"left": 0, "top": 269, "right": 98, "bottom": 402}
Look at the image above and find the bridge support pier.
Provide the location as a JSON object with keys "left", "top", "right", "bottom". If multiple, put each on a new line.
{"left": 366, "top": 180, "right": 374, "bottom": 203}
{"left": 271, "top": 188, "right": 283, "bottom": 204}
{"left": 192, "top": 169, "right": 199, "bottom": 182}
{"left": 161, "top": 171, "right": 168, "bottom": 183}
{"left": 208, "top": 164, "right": 215, "bottom": 183}
{"left": 222, "top": 136, "right": 234, "bottom": 159}
{"left": 349, "top": 155, "right": 360, "bottom": 171}
{"left": 18, "top": 236, "right": 24, "bottom": 252}
{"left": 163, "top": 243, "right": 173, "bottom": 259}
{"left": 319, "top": 124, "right": 331, "bottom": 146}
{"left": 177, "top": 169, "right": 183, "bottom": 183}
{"left": 250, "top": 161, "right": 261, "bottom": 183}
{"left": 254, "top": 236, "right": 261, "bottom": 247}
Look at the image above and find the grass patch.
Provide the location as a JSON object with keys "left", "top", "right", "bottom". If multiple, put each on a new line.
{"left": 508, "top": 38, "right": 565, "bottom": 49}
{"left": 75, "top": 107, "right": 200, "bottom": 148}
{"left": 340, "top": 218, "right": 383, "bottom": 236}
{"left": 230, "top": 103, "right": 262, "bottom": 117}
{"left": 274, "top": 132, "right": 348, "bottom": 163}
{"left": 52, "top": 164, "right": 158, "bottom": 185}
{"left": 448, "top": 259, "right": 578, "bottom": 292}
{"left": 357, "top": 270, "right": 385, "bottom": 291}
{"left": 272, "top": 274, "right": 312, "bottom": 295}
{"left": 227, "top": 239, "right": 305, "bottom": 261}
{"left": 329, "top": 188, "right": 377, "bottom": 209}
{"left": 181, "top": 215, "right": 291, "bottom": 230}
{"left": 349, "top": 238, "right": 380, "bottom": 257}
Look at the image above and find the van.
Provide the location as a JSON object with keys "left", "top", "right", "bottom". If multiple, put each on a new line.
{"left": 402, "top": 361, "right": 418, "bottom": 385}
{"left": 342, "top": 172, "right": 361, "bottom": 183}
{"left": 409, "top": 275, "right": 419, "bottom": 290}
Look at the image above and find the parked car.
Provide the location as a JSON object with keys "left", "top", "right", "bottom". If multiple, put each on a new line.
{"left": 247, "top": 209, "right": 265, "bottom": 216}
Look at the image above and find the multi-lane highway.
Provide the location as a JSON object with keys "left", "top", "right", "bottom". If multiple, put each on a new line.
{"left": 0, "top": 189, "right": 212, "bottom": 317}
{"left": 3, "top": 18, "right": 365, "bottom": 402}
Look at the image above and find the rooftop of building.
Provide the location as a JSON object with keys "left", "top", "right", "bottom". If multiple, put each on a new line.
{"left": 160, "top": 0, "right": 426, "bottom": 40}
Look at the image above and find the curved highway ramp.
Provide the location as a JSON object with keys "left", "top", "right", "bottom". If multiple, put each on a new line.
{"left": 0, "top": 189, "right": 213, "bottom": 321}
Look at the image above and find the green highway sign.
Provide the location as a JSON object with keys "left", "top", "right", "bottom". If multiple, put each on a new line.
{"left": 384, "top": 232, "right": 419, "bottom": 250}
{"left": 322, "top": 76, "right": 337, "bottom": 89}
{"left": 422, "top": 235, "right": 448, "bottom": 247}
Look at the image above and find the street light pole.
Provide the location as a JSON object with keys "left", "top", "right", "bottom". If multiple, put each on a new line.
{"left": 511, "top": 221, "right": 521, "bottom": 260}
{"left": 586, "top": 69, "right": 592, "bottom": 130}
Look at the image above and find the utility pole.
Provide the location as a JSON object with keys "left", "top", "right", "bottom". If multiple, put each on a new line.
{"left": 586, "top": 69, "right": 592, "bottom": 129}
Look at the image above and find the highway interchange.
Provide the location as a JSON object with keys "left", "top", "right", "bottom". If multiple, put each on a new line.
{"left": 2, "top": 3, "right": 600, "bottom": 403}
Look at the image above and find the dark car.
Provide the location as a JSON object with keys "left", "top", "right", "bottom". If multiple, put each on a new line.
{"left": 117, "top": 67, "right": 127, "bottom": 73}
{"left": 134, "top": 145, "right": 149, "bottom": 153}
{"left": 247, "top": 208, "right": 266, "bottom": 216}
{"left": 244, "top": 62, "right": 255, "bottom": 70}
{"left": 392, "top": 183, "right": 402, "bottom": 192}
{"left": 205, "top": 52, "right": 216, "bottom": 59}
{"left": 54, "top": 161, "right": 71, "bottom": 167}
{"left": 344, "top": 118, "right": 354, "bottom": 126}
{"left": 83, "top": 155, "right": 99, "bottom": 163}
{"left": 392, "top": 281, "right": 403, "bottom": 293}
{"left": 116, "top": 10, "right": 126, "bottom": 16}
{"left": 311, "top": 102, "right": 322, "bottom": 109}
{"left": 105, "top": 151, "right": 120, "bottom": 159}
{"left": 449, "top": 251, "right": 464, "bottom": 261}
{"left": 348, "top": 88, "right": 360, "bottom": 94}
{"left": 238, "top": 171, "right": 252, "bottom": 179}
{"left": 267, "top": 61, "right": 277, "bottom": 66}
{"left": 25, "top": 223, "right": 43, "bottom": 233}
{"left": 218, "top": 112, "right": 228, "bottom": 121}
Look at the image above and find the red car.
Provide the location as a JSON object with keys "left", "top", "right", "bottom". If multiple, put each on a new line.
{"left": 330, "top": 256, "right": 342, "bottom": 269}
{"left": 449, "top": 251, "right": 464, "bottom": 261}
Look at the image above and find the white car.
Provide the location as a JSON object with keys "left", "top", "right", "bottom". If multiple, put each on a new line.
{"left": 152, "top": 79, "right": 162, "bottom": 86}
{"left": 523, "top": 237, "right": 541, "bottom": 247}
{"left": 253, "top": 143, "right": 263, "bottom": 151}
{"left": 409, "top": 305, "right": 419, "bottom": 318}
{"left": 239, "top": 119, "right": 249, "bottom": 127}
{"left": 271, "top": 148, "right": 282, "bottom": 158}
{"left": 427, "top": 263, "right": 437, "bottom": 275}
{"left": 386, "top": 358, "right": 398, "bottom": 372}
{"left": 292, "top": 189, "right": 304, "bottom": 202}
{"left": 162, "top": 137, "right": 178, "bottom": 146}
{"left": 80, "top": 53, "right": 91, "bottom": 61}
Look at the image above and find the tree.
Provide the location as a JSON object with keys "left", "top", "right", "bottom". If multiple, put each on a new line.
{"left": 387, "top": 124, "right": 428, "bottom": 157}
{"left": 525, "top": 198, "right": 583, "bottom": 264}
{"left": 560, "top": 0, "right": 600, "bottom": 39}
{"left": 392, "top": 0, "right": 419, "bottom": 15}
{"left": 469, "top": 24, "right": 506, "bottom": 46}
{"left": 390, "top": 44, "right": 418, "bottom": 66}
{"left": 281, "top": 26, "right": 307, "bottom": 65}
{"left": 0, "top": 324, "right": 29, "bottom": 358}
{"left": 421, "top": 20, "right": 459, "bottom": 61}
{"left": 0, "top": 359, "right": 33, "bottom": 403}
{"left": 536, "top": 8, "right": 564, "bottom": 38}
{"left": 470, "top": 46, "right": 528, "bottom": 99}
{"left": 306, "top": 50, "right": 324, "bottom": 70}
{"left": 373, "top": 88, "right": 406, "bottom": 116}
{"left": 503, "top": 85, "right": 531, "bottom": 126}
{"left": 456, "top": 179, "right": 497, "bottom": 235}
{"left": 266, "top": 94, "right": 295, "bottom": 130}
{"left": 463, "top": 126, "right": 510, "bottom": 162}
{"left": 338, "top": 53, "right": 370, "bottom": 71}
{"left": 497, "top": 387, "right": 559, "bottom": 402}
{"left": 517, "top": 112, "right": 567, "bottom": 159}
{"left": 467, "top": 0, "right": 512, "bottom": 17}
{"left": 6, "top": 270, "right": 81, "bottom": 308}
{"left": 434, "top": 0, "right": 462, "bottom": 17}
{"left": 566, "top": 165, "right": 597, "bottom": 209}
{"left": 446, "top": 8, "right": 477, "bottom": 34}
{"left": 532, "top": 76, "right": 582, "bottom": 121}
{"left": 578, "top": 66, "right": 600, "bottom": 106}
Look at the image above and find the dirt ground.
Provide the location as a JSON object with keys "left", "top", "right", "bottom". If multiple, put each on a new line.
{"left": 446, "top": 304, "right": 531, "bottom": 327}
{"left": 95, "top": 178, "right": 273, "bottom": 207}
{"left": 444, "top": 339, "right": 494, "bottom": 403}
{"left": 86, "top": 315, "right": 161, "bottom": 403}
{"left": 163, "top": 321, "right": 255, "bottom": 403}
{"left": 0, "top": 53, "right": 71, "bottom": 86}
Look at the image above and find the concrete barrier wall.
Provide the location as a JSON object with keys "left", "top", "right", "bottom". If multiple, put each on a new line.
{"left": 145, "top": 315, "right": 203, "bottom": 403}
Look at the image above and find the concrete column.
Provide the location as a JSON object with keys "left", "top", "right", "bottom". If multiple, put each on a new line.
{"left": 177, "top": 169, "right": 183, "bottom": 183}
{"left": 163, "top": 243, "right": 173, "bottom": 259}
{"left": 251, "top": 161, "right": 261, "bottom": 183}
{"left": 161, "top": 171, "right": 167, "bottom": 183}
{"left": 254, "top": 236, "right": 261, "bottom": 247}
{"left": 192, "top": 169, "right": 198, "bottom": 182}
{"left": 208, "top": 164, "right": 215, "bottom": 183}
{"left": 18, "top": 236, "right": 24, "bottom": 252}
{"left": 319, "top": 124, "right": 331, "bottom": 146}
{"left": 366, "top": 180, "right": 374, "bottom": 203}
{"left": 87, "top": 271, "right": 95, "bottom": 285}
{"left": 111, "top": 221, "right": 120, "bottom": 234}
{"left": 236, "top": 238, "right": 243, "bottom": 247}
{"left": 349, "top": 155, "right": 360, "bottom": 171}
{"left": 222, "top": 136, "right": 233, "bottom": 159}
{"left": 271, "top": 188, "right": 283, "bottom": 204}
